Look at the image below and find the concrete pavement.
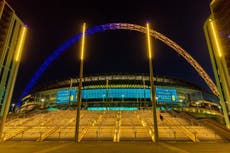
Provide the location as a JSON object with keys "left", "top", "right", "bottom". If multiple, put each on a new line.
{"left": 0, "top": 142, "right": 230, "bottom": 153}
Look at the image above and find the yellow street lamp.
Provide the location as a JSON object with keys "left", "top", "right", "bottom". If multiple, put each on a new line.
{"left": 146, "top": 22, "right": 159, "bottom": 142}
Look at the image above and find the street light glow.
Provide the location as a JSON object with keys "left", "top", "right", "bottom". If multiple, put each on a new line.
{"left": 209, "top": 19, "right": 222, "bottom": 57}
{"left": 146, "top": 22, "right": 159, "bottom": 142}
{"left": 15, "top": 26, "right": 27, "bottom": 62}
{"left": 146, "top": 23, "right": 152, "bottom": 59}
{"left": 75, "top": 22, "right": 87, "bottom": 143}
{"left": 80, "top": 23, "right": 86, "bottom": 61}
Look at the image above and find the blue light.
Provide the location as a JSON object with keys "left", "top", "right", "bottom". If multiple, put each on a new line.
{"left": 55, "top": 88, "right": 177, "bottom": 104}
{"left": 156, "top": 88, "right": 178, "bottom": 102}
{"left": 82, "top": 88, "right": 150, "bottom": 99}
{"left": 56, "top": 89, "right": 76, "bottom": 104}
{"left": 17, "top": 24, "right": 110, "bottom": 106}
{"left": 17, "top": 23, "right": 180, "bottom": 106}
{"left": 87, "top": 107, "right": 138, "bottom": 111}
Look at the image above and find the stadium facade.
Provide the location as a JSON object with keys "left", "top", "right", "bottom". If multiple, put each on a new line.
{"left": 20, "top": 74, "right": 220, "bottom": 113}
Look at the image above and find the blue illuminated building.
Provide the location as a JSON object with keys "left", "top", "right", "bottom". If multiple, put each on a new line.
{"left": 20, "top": 74, "right": 219, "bottom": 112}
{"left": 56, "top": 88, "right": 177, "bottom": 103}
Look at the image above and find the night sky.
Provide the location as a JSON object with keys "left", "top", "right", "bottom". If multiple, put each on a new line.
{"left": 6, "top": 0, "right": 213, "bottom": 102}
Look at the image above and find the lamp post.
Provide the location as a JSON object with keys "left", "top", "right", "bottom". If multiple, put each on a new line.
{"left": 75, "top": 23, "right": 86, "bottom": 143}
{"left": 146, "top": 22, "right": 159, "bottom": 142}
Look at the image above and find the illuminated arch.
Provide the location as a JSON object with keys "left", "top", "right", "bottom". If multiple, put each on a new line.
{"left": 18, "top": 23, "right": 218, "bottom": 105}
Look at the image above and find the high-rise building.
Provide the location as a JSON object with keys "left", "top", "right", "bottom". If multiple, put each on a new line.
{"left": 204, "top": 0, "right": 230, "bottom": 128}
{"left": 0, "top": 0, "right": 27, "bottom": 116}
{"left": 211, "top": 0, "right": 230, "bottom": 68}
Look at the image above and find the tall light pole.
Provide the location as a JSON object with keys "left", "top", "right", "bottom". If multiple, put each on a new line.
{"left": 75, "top": 23, "right": 86, "bottom": 143}
{"left": 146, "top": 22, "right": 159, "bottom": 142}
{"left": 0, "top": 26, "right": 27, "bottom": 141}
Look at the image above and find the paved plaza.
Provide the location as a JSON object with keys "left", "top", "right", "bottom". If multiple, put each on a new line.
{"left": 0, "top": 142, "right": 230, "bottom": 153}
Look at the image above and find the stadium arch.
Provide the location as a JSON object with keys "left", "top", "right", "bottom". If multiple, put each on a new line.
{"left": 18, "top": 23, "right": 218, "bottom": 105}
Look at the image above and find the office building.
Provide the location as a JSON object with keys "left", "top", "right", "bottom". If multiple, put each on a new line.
{"left": 0, "top": 0, "right": 27, "bottom": 116}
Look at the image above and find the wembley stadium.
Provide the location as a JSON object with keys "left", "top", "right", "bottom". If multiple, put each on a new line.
{"left": 2, "top": 74, "right": 229, "bottom": 142}
{"left": 20, "top": 74, "right": 220, "bottom": 114}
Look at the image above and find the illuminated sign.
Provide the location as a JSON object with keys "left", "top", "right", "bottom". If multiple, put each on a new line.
{"left": 56, "top": 89, "right": 76, "bottom": 104}
{"left": 87, "top": 107, "right": 138, "bottom": 111}
{"left": 82, "top": 88, "right": 148, "bottom": 99}
{"left": 56, "top": 88, "right": 177, "bottom": 103}
{"left": 156, "top": 88, "right": 178, "bottom": 102}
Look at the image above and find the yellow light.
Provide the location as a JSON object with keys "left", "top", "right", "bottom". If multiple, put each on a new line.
{"left": 146, "top": 23, "right": 152, "bottom": 59}
{"left": 80, "top": 23, "right": 86, "bottom": 61}
{"left": 15, "top": 26, "right": 27, "bottom": 62}
{"left": 209, "top": 20, "right": 222, "bottom": 57}
{"left": 210, "top": 0, "right": 216, "bottom": 6}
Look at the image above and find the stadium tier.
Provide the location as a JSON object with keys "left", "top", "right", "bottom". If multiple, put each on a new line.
{"left": 2, "top": 110, "right": 230, "bottom": 142}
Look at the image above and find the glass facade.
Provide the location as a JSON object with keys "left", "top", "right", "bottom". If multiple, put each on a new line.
{"left": 20, "top": 75, "right": 221, "bottom": 113}
{"left": 0, "top": 1, "right": 26, "bottom": 116}
{"left": 211, "top": 0, "right": 230, "bottom": 74}
{"left": 56, "top": 88, "right": 178, "bottom": 104}
{"left": 82, "top": 88, "right": 150, "bottom": 99}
